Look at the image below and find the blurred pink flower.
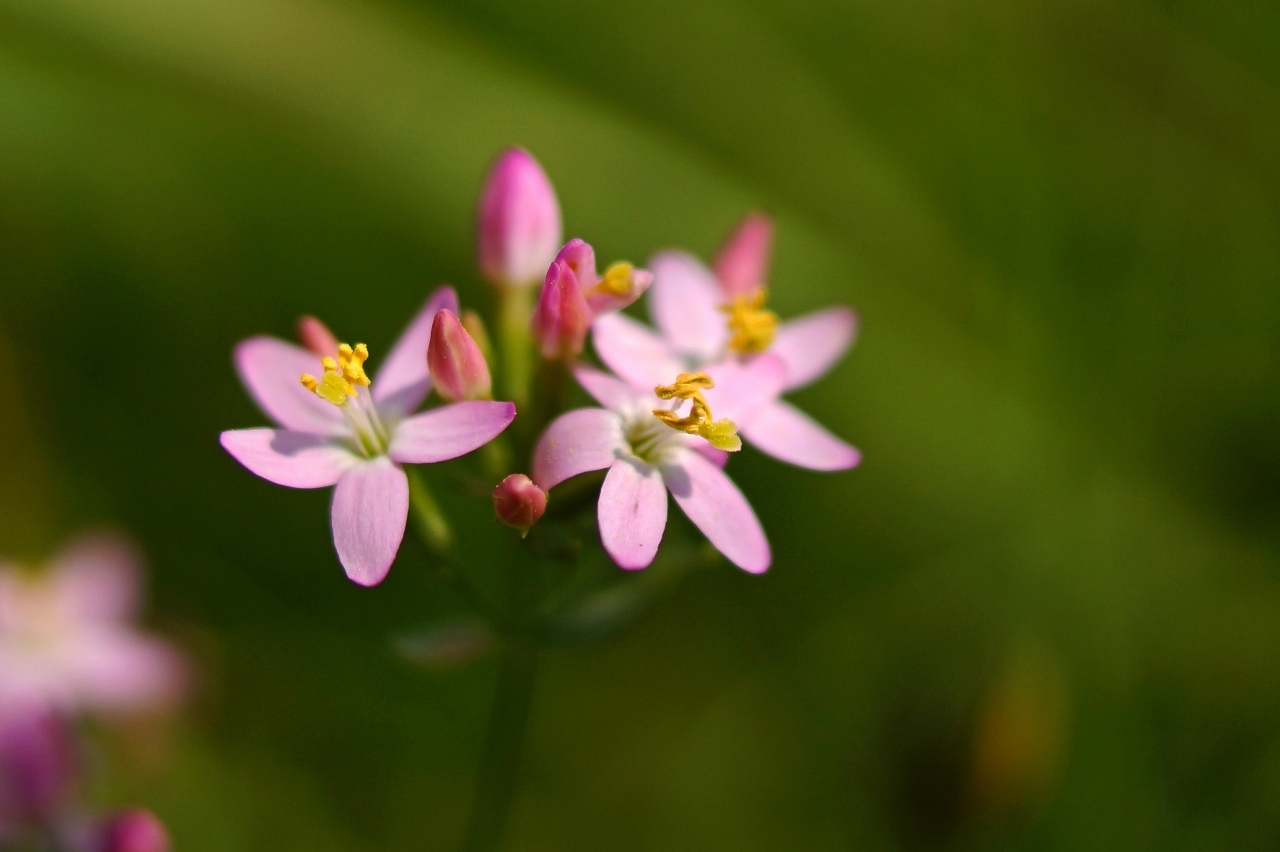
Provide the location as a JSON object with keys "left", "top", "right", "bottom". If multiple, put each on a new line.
{"left": 477, "top": 148, "right": 563, "bottom": 289}
{"left": 531, "top": 239, "right": 653, "bottom": 360}
{"left": 592, "top": 212, "right": 860, "bottom": 471}
{"left": 0, "top": 535, "right": 184, "bottom": 716}
{"left": 220, "top": 287, "right": 517, "bottom": 586}
{"left": 532, "top": 365, "right": 780, "bottom": 573}
{"left": 94, "top": 808, "right": 171, "bottom": 852}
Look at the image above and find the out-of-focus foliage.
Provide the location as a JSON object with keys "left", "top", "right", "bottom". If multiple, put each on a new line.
{"left": 1, "top": 0, "right": 1279, "bottom": 848}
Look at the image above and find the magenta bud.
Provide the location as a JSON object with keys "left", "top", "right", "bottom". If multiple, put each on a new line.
{"left": 530, "top": 257, "right": 592, "bottom": 360}
{"left": 493, "top": 474, "right": 547, "bottom": 535}
{"left": 714, "top": 212, "right": 774, "bottom": 297}
{"left": 98, "top": 809, "right": 171, "bottom": 852}
{"left": 428, "top": 309, "right": 492, "bottom": 402}
{"left": 296, "top": 315, "right": 340, "bottom": 359}
{"left": 477, "top": 148, "right": 563, "bottom": 289}
{"left": 0, "top": 707, "right": 79, "bottom": 827}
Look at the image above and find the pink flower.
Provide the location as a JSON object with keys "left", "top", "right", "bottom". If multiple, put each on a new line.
{"left": 220, "top": 287, "right": 517, "bottom": 586}
{"left": 0, "top": 535, "right": 184, "bottom": 716}
{"left": 592, "top": 212, "right": 860, "bottom": 472}
{"left": 531, "top": 239, "right": 654, "bottom": 360}
{"left": 532, "top": 364, "right": 782, "bottom": 573}
{"left": 477, "top": 148, "right": 563, "bottom": 289}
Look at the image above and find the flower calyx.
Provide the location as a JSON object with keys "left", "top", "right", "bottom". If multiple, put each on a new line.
{"left": 653, "top": 371, "right": 742, "bottom": 452}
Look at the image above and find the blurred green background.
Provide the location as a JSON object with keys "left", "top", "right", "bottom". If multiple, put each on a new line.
{"left": 3, "top": 0, "right": 1280, "bottom": 848}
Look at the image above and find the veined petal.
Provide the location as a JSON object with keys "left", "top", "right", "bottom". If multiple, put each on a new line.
{"left": 372, "top": 286, "right": 461, "bottom": 417}
{"left": 740, "top": 400, "right": 861, "bottom": 471}
{"left": 648, "top": 251, "right": 728, "bottom": 362}
{"left": 388, "top": 401, "right": 516, "bottom": 464}
{"left": 598, "top": 459, "right": 668, "bottom": 570}
{"left": 331, "top": 457, "right": 409, "bottom": 587}
{"left": 532, "top": 408, "right": 625, "bottom": 490}
{"left": 702, "top": 353, "right": 786, "bottom": 426}
{"left": 572, "top": 365, "right": 652, "bottom": 411}
{"left": 663, "top": 451, "right": 770, "bottom": 573}
{"left": 48, "top": 533, "right": 141, "bottom": 623}
{"left": 220, "top": 429, "right": 358, "bottom": 488}
{"left": 233, "top": 337, "right": 346, "bottom": 436}
{"left": 592, "top": 313, "right": 683, "bottom": 389}
{"left": 772, "top": 307, "right": 858, "bottom": 391}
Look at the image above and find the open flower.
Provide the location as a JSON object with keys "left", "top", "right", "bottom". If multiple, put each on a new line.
{"left": 592, "top": 212, "right": 859, "bottom": 471}
{"left": 220, "top": 287, "right": 517, "bottom": 586}
{"left": 531, "top": 239, "right": 654, "bottom": 360}
{"left": 0, "top": 534, "right": 184, "bottom": 715}
{"left": 532, "top": 363, "right": 782, "bottom": 573}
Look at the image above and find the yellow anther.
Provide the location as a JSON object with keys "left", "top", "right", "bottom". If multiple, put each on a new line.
{"left": 300, "top": 342, "right": 372, "bottom": 407}
{"left": 721, "top": 289, "right": 778, "bottom": 354}
{"left": 652, "top": 371, "right": 741, "bottom": 452}
{"left": 597, "top": 262, "right": 635, "bottom": 295}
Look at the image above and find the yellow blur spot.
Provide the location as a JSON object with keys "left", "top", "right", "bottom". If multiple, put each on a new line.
{"left": 299, "top": 342, "right": 371, "bottom": 407}
{"left": 722, "top": 289, "right": 778, "bottom": 354}
{"left": 653, "top": 371, "right": 742, "bottom": 452}
{"left": 596, "top": 262, "right": 635, "bottom": 295}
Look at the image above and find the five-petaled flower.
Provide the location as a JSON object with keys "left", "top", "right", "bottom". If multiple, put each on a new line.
{"left": 592, "top": 212, "right": 860, "bottom": 471}
{"left": 532, "top": 363, "right": 782, "bottom": 573}
{"left": 220, "top": 287, "right": 517, "bottom": 586}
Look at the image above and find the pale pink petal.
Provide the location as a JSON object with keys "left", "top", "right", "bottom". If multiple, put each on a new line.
{"left": 598, "top": 459, "right": 668, "bottom": 570}
{"left": 702, "top": 353, "right": 786, "bottom": 426}
{"left": 772, "top": 307, "right": 858, "bottom": 391}
{"left": 663, "top": 451, "right": 770, "bottom": 573}
{"left": 532, "top": 408, "right": 625, "bottom": 490}
{"left": 585, "top": 267, "right": 654, "bottom": 316}
{"left": 647, "top": 251, "right": 729, "bottom": 361}
{"left": 713, "top": 212, "right": 774, "bottom": 297}
{"left": 48, "top": 533, "right": 141, "bottom": 623}
{"left": 387, "top": 401, "right": 516, "bottom": 464}
{"left": 62, "top": 631, "right": 185, "bottom": 711}
{"left": 592, "top": 313, "right": 683, "bottom": 389}
{"left": 740, "top": 400, "right": 861, "bottom": 471}
{"left": 693, "top": 444, "right": 730, "bottom": 469}
{"left": 572, "top": 365, "right": 652, "bottom": 411}
{"left": 372, "top": 287, "right": 460, "bottom": 417}
{"left": 331, "top": 458, "right": 409, "bottom": 587}
{"left": 233, "top": 337, "right": 345, "bottom": 436}
{"left": 220, "top": 429, "right": 358, "bottom": 488}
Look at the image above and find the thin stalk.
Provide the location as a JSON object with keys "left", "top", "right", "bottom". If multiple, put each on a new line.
{"left": 497, "top": 285, "right": 535, "bottom": 409}
{"left": 405, "top": 465, "right": 454, "bottom": 554}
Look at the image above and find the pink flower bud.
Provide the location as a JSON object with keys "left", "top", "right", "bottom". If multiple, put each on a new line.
{"left": 530, "top": 257, "right": 592, "bottom": 360}
{"left": 714, "top": 212, "right": 774, "bottom": 297}
{"left": 477, "top": 148, "right": 563, "bottom": 288}
{"left": 0, "top": 708, "right": 78, "bottom": 827}
{"left": 493, "top": 474, "right": 547, "bottom": 535}
{"left": 428, "top": 309, "right": 492, "bottom": 402}
{"left": 98, "top": 809, "right": 171, "bottom": 852}
{"left": 296, "top": 315, "right": 339, "bottom": 359}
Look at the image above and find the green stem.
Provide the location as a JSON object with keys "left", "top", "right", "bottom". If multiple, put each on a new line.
{"left": 460, "top": 643, "right": 539, "bottom": 852}
{"left": 497, "top": 285, "right": 535, "bottom": 409}
{"left": 405, "top": 466, "right": 454, "bottom": 554}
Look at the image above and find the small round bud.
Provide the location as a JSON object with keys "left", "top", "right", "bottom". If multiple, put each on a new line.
{"left": 428, "top": 309, "right": 492, "bottom": 402}
{"left": 296, "top": 315, "right": 339, "bottom": 359}
{"left": 477, "top": 148, "right": 563, "bottom": 289}
{"left": 98, "top": 809, "right": 171, "bottom": 852}
{"left": 493, "top": 474, "right": 547, "bottom": 535}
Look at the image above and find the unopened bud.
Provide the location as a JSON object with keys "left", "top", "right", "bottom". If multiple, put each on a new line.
{"left": 530, "top": 257, "right": 592, "bottom": 360}
{"left": 428, "top": 309, "right": 492, "bottom": 402}
{"left": 477, "top": 148, "right": 563, "bottom": 289}
{"left": 714, "top": 212, "right": 774, "bottom": 297}
{"left": 493, "top": 474, "right": 547, "bottom": 536}
{"left": 98, "top": 809, "right": 171, "bottom": 852}
{"left": 296, "top": 315, "right": 339, "bottom": 359}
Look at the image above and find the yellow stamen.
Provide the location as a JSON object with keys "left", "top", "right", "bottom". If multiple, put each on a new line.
{"left": 721, "top": 289, "right": 778, "bottom": 354}
{"left": 300, "top": 342, "right": 372, "bottom": 407}
{"left": 597, "top": 262, "right": 635, "bottom": 295}
{"left": 653, "top": 371, "right": 742, "bottom": 452}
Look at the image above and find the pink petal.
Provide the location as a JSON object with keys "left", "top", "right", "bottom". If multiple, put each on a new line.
{"left": 663, "top": 451, "right": 770, "bottom": 573}
{"left": 739, "top": 400, "right": 861, "bottom": 471}
{"left": 220, "top": 429, "right": 358, "bottom": 488}
{"left": 572, "top": 365, "right": 652, "bottom": 411}
{"left": 387, "top": 401, "right": 517, "bottom": 464}
{"left": 713, "top": 212, "right": 774, "bottom": 298}
{"left": 702, "top": 353, "right": 786, "bottom": 426}
{"left": 693, "top": 443, "right": 729, "bottom": 469}
{"left": 585, "top": 267, "right": 654, "bottom": 316}
{"left": 233, "top": 337, "right": 345, "bottom": 436}
{"left": 772, "top": 307, "right": 858, "bottom": 391}
{"left": 647, "top": 251, "right": 729, "bottom": 362}
{"left": 372, "top": 286, "right": 460, "bottom": 417}
{"left": 61, "top": 631, "right": 186, "bottom": 711}
{"left": 532, "top": 408, "right": 625, "bottom": 490}
{"left": 330, "top": 457, "right": 409, "bottom": 587}
{"left": 591, "top": 313, "right": 684, "bottom": 389}
{"left": 48, "top": 534, "right": 141, "bottom": 623}
{"left": 598, "top": 459, "right": 668, "bottom": 570}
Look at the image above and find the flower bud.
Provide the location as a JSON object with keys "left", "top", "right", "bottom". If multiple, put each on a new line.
{"left": 714, "top": 212, "right": 774, "bottom": 297}
{"left": 0, "top": 707, "right": 78, "bottom": 827}
{"left": 493, "top": 474, "right": 547, "bottom": 535}
{"left": 530, "top": 257, "right": 592, "bottom": 360}
{"left": 97, "top": 809, "right": 171, "bottom": 852}
{"left": 428, "top": 309, "right": 492, "bottom": 402}
{"left": 296, "top": 315, "right": 339, "bottom": 359}
{"left": 477, "top": 148, "right": 563, "bottom": 289}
